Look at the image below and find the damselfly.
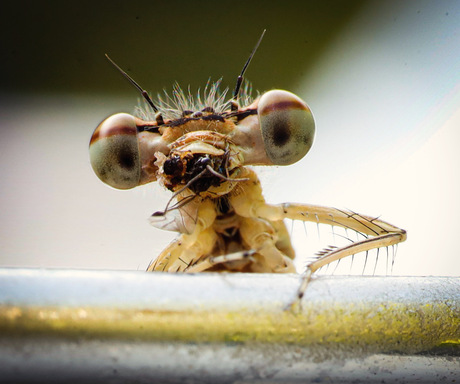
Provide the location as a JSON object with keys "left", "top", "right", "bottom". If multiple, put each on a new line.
{"left": 89, "top": 31, "right": 406, "bottom": 304}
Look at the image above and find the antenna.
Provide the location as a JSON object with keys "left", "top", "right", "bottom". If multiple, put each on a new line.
{"left": 105, "top": 54, "right": 158, "bottom": 113}
{"left": 232, "top": 29, "right": 266, "bottom": 106}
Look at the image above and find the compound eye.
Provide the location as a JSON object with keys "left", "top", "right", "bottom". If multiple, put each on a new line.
{"left": 89, "top": 113, "right": 141, "bottom": 189}
{"left": 258, "top": 90, "right": 315, "bottom": 165}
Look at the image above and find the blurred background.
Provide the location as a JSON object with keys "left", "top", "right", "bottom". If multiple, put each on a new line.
{"left": 1, "top": 1, "right": 459, "bottom": 276}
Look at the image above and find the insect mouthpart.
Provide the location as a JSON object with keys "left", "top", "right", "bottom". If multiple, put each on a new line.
{"left": 158, "top": 136, "right": 243, "bottom": 196}
{"left": 162, "top": 153, "right": 221, "bottom": 193}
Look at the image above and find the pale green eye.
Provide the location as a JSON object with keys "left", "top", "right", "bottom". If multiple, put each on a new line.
{"left": 258, "top": 90, "right": 315, "bottom": 165}
{"left": 89, "top": 113, "right": 141, "bottom": 190}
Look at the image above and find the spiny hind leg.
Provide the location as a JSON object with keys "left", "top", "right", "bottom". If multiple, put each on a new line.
{"left": 258, "top": 203, "right": 407, "bottom": 306}
{"left": 257, "top": 202, "right": 406, "bottom": 268}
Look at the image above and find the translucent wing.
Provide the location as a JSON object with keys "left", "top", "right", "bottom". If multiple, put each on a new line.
{"left": 149, "top": 195, "right": 199, "bottom": 234}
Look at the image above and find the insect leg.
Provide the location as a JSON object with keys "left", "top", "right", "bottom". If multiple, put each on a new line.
{"left": 239, "top": 216, "right": 296, "bottom": 273}
{"left": 257, "top": 203, "right": 406, "bottom": 260}
{"left": 229, "top": 169, "right": 296, "bottom": 272}
{"left": 147, "top": 228, "right": 218, "bottom": 272}
{"left": 185, "top": 249, "right": 257, "bottom": 273}
{"left": 256, "top": 202, "right": 406, "bottom": 306}
{"left": 147, "top": 235, "right": 185, "bottom": 272}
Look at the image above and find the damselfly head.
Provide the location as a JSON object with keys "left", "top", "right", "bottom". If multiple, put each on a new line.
{"left": 89, "top": 30, "right": 315, "bottom": 193}
{"left": 89, "top": 86, "right": 315, "bottom": 192}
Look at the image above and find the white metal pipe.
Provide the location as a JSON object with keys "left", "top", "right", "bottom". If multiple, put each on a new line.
{"left": 0, "top": 268, "right": 458, "bottom": 383}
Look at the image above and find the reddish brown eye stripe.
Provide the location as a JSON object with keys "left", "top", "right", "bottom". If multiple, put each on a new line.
{"left": 259, "top": 99, "right": 307, "bottom": 115}
{"left": 90, "top": 125, "right": 137, "bottom": 145}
